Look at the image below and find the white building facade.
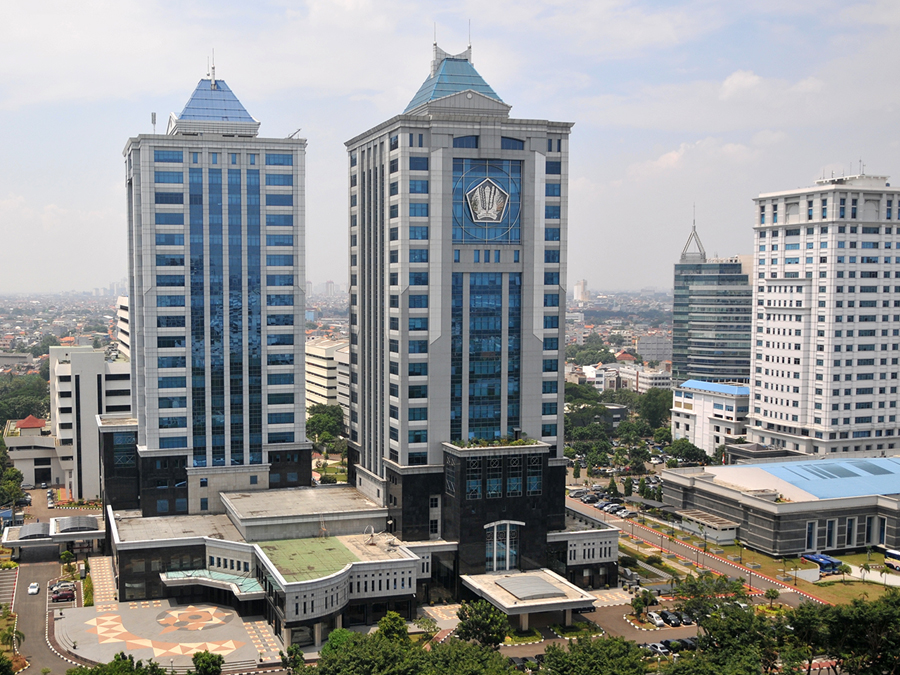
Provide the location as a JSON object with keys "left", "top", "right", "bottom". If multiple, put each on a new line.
{"left": 671, "top": 379, "right": 749, "bottom": 455}
{"left": 749, "top": 174, "right": 900, "bottom": 454}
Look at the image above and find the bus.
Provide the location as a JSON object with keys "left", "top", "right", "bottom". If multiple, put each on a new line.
{"left": 801, "top": 553, "right": 838, "bottom": 575}
{"left": 883, "top": 548, "right": 900, "bottom": 571}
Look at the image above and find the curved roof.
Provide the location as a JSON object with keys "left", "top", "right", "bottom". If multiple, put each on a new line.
{"left": 56, "top": 516, "right": 99, "bottom": 533}
{"left": 404, "top": 58, "right": 503, "bottom": 113}
{"left": 19, "top": 523, "right": 50, "bottom": 540}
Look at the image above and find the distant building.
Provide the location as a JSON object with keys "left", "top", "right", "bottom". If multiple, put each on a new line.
{"left": 305, "top": 338, "right": 350, "bottom": 412}
{"left": 115, "top": 296, "right": 130, "bottom": 360}
{"left": 636, "top": 334, "right": 672, "bottom": 362}
{"left": 672, "top": 226, "right": 752, "bottom": 384}
{"left": 3, "top": 415, "right": 60, "bottom": 488}
{"left": 573, "top": 279, "right": 588, "bottom": 302}
{"left": 336, "top": 343, "right": 351, "bottom": 432}
{"left": 619, "top": 364, "right": 671, "bottom": 393}
{"left": 0, "top": 354, "right": 33, "bottom": 368}
{"left": 670, "top": 380, "right": 749, "bottom": 455}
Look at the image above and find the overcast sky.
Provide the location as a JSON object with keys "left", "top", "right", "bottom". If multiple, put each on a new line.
{"left": 3, "top": 0, "right": 900, "bottom": 294}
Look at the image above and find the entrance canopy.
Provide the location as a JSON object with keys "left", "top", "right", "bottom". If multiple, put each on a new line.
{"left": 461, "top": 568, "right": 595, "bottom": 616}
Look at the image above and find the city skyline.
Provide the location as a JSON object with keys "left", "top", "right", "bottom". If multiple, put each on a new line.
{"left": 4, "top": 1, "right": 900, "bottom": 294}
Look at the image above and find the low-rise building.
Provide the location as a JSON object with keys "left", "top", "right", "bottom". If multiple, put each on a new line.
{"left": 304, "top": 338, "right": 350, "bottom": 412}
{"left": 619, "top": 364, "right": 672, "bottom": 393}
{"left": 3, "top": 415, "right": 64, "bottom": 488}
{"left": 670, "top": 380, "right": 749, "bottom": 455}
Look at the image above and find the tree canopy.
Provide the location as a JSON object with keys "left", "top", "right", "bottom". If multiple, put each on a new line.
{"left": 456, "top": 599, "right": 510, "bottom": 649}
{"left": 306, "top": 404, "right": 343, "bottom": 440}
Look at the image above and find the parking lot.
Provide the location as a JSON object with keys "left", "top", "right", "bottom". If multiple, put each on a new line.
{"left": 0, "top": 569, "right": 18, "bottom": 609}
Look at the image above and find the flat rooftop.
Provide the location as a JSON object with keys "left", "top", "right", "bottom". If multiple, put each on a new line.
{"left": 222, "top": 485, "right": 384, "bottom": 520}
{"left": 704, "top": 456, "right": 900, "bottom": 501}
{"left": 114, "top": 512, "right": 243, "bottom": 543}
{"left": 462, "top": 569, "right": 596, "bottom": 615}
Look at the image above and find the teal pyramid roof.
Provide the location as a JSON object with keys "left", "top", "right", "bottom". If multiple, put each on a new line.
{"left": 178, "top": 79, "right": 255, "bottom": 123}
{"left": 404, "top": 52, "right": 503, "bottom": 113}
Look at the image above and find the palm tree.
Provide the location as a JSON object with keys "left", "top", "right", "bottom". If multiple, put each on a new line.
{"left": 881, "top": 567, "right": 888, "bottom": 587}
{"left": 764, "top": 587, "right": 780, "bottom": 608}
{"left": 0, "top": 625, "right": 24, "bottom": 650}
{"left": 838, "top": 563, "right": 852, "bottom": 584}
{"left": 860, "top": 562, "right": 871, "bottom": 582}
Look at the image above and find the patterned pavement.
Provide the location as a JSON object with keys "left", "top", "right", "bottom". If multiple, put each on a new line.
{"left": 242, "top": 619, "right": 282, "bottom": 662}
{"left": 88, "top": 556, "right": 118, "bottom": 611}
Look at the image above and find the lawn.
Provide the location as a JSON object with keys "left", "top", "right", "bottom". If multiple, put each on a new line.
{"left": 0, "top": 611, "right": 27, "bottom": 672}
{"left": 551, "top": 621, "right": 603, "bottom": 639}
{"left": 503, "top": 628, "right": 542, "bottom": 645}
{"left": 808, "top": 579, "right": 894, "bottom": 604}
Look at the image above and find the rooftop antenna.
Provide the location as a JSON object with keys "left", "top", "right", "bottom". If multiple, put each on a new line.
{"left": 468, "top": 19, "right": 471, "bottom": 48}
{"left": 287, "top": 128, "right": 302, "bottom": 139}
{"left": 433, "top": 22, "right": 436, "bottom": 44}
{"left": 211, "top": 49, "right": 217, "bottom": 90}
{"left": 151, "top": 112, "right": 156, "bottom": 134}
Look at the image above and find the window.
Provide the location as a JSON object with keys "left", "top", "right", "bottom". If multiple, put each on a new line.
{"left": 453, "top": 135, "right": 478, "bottom": 148}
{"left": 545, "top": 249, "right": 560, "bottom": 263}
{"left": 156, "top": 233, "right": 184, "bottom": 246}
{"left": 154, "top": 171, "right": 183, "bottom": 184}
{"left": 542, "top": 380, "right": 558, "bottom": 393}
{"left": 409, "top": 407, "right": 428, "bottom": 421}
{"left": 266, "top": 194, "right": 293, "bottom": 206}
{"left": 409, "top": 272, "right": 429, "bottom": 285}
{"left": 409, "top": 340, "right": 428, "bottom": 353}
{"left": 265, "top": 173, "right": 293, "bottom": 186}
{"left": 156, "top": 274, "right": 184, "bottom": 287}
{"left": 267, "top": 274, "right": 293, "bottom": 286}
{"left": 543, "top": 359, "right": 558, "bottom": 372}
{"left": 409, "top": 179, "right": 428, "bottom": 194}
{"left": 546, "top": 183, "right": 561, "bottom": 197}
{"left": 544, "top": 294, "right": 560, "bottom": 307}
{"left": 544, "top": 337, "right": 559, "bottom": 350}
{"left": 265, "top": 153, "right": 293, "bottom": 166}
{"left": 409, "top": 156, "right": 429, "bottom": 171}
{"left": 410, "top": 203, "right": 429, "bottom": 217}
{"left": 409, "top": 385, "right": 428, "bottom": 398}
{"left": 545, "top": 228, "right": 560, "bottom": 241}
{"left": 408, "top": 429, "right": 428, "bottom": 443}
{"left": 266, "top": 254, "right": 293, "bottom": 266}
{"left": 267, "top": 294, "right": 293, "bottom": 306}
{"left": 410, "top": 226, "right": 429, "bottom": 240}
{"left": 409, "top": 362, "right": 428, "bottom": 376}
{"left": 544, "top": 315, "right": 559, "bottom": 328}
{"left": 266, "top": 234, "right": 293, "bottom": 246}
{"left": 546, "top": 160, "right": 561, "bottom": 175}
{"left": 501, "top": 137, "right": 525, "bottom": 150}
{"left": 544, "top": 272, "right": 559, "bottom": 285}
{"left": 266, "top": 214, "right": 293, "bottom": 227}
{"left": 409, "top": 295, "right": 428, "bottom": 308}
{"left": 409, "top": 317, "right": 428, "bottom": 330}
{"left": 154, "top": 150, "right": 183, "bottom": 163}
{"left": 268, "top": 373, "right": 294, "bottom": 385}
{"left": 545, "top": 205, "right": 561, "bottom": 219}
{"left": 155, "top": 192, "right": 184, "bottom": 205}
{"left": 200, "top": 498, "right": 208, "bottom": 511}
{"left": 542, "top": 402, "right": 558, "bottom": 415}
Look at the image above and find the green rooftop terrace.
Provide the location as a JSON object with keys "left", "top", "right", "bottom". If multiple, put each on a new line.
{"left": 259, "top": 537, "right": 359, "bottom": 583}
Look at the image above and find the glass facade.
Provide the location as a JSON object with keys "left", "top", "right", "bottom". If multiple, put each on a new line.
{"left": 452, "top": 159, "right": 521, "bottom": 243}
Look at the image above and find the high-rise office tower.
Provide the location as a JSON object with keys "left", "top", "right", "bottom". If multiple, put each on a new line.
{"left": 345, "top": 44, "right": 573, "bottom": 573}
{"left": 123, "top": 72, "right": 310, "bottom": 516}
{"left": 672, "top": 225, "right": 752, "bottom": 384}
{"left": 749, "top": 173, "right": 900, "bottom": 454}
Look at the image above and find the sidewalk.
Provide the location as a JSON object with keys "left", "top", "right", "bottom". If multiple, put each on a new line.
{"left": 847, "top": 564, "right": 900, "bottom": 587}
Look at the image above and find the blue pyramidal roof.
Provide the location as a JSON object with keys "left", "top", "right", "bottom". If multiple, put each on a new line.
{"left": 178, "top": 79, "right": 256, "bottom": 123}
{"left": 404, "top": 58, "right": 503, "bottom": 113}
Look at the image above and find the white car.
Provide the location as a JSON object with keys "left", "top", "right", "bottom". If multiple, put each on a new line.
{"left": 27, "top": 583, "right": 40, "bottom": 595}
{"left": 647, "top": 612, "right": 666, "bottom": 628}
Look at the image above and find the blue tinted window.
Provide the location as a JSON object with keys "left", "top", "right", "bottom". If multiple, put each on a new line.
{"left": 410, "top": 203, "right": 429, "bottom": 217}
{"left": 545, "top": 228, "right": 561, "bottom": 241}
{"left": 158, "top": 356, "right": 186, "bottom": 369}
{"left": 157, "top": 295, "right": 185, "bottom": 307}
{"left": 156, "top": 275, "right": 184, "bottom": 287}
{"left": 266, "top": 174, "right": 293, "bottom": 186}
{"left": 158, "top": 437, "right": 187, "bottom": 449}
{"left": 545, "top": 205, "right": 561, "bottom": 220}
{"left": 409, "top": 180, "right": 429, "bottom": 194}
{"left": 410, "top": 226, "right": 429, "bottom": 240}
{"left": 409, "top": 385, "right": 428, "bottom": 398}
{"left": 156, "top": 233, "right": 184, "bottom": 246}
{"left": 501, "top": 137, "right": 525, "bottom": 150}
{"left": 155, "top": 213, "right": 184, "bottom": 225}
{"left": 154, "top": 150, "right": 183, "bottom": 163}
{"left": 266, "top": 234, "right": 293, "bottom": 246}
{"left": 542, "top": 359, "right": 558, "bottom": 372}
{"left": 268, "top": 412, "right": 295, "bottom": 424}
{"left": 544, "top": 272, "right": 559, "bottom": 285}
{"left": 409, "top": 407, "right": 428, "bottom": 421}
{"left": 267, "top": 294, "right": 293, "bottom": 306}
{"left": 266, "top": 154, "right": 293, "bottom": 166}
{"left": 409, "top": 156, "right": 429, "bottom": 171}
{"left": 545, "top": 183, "right": 561, "bottom": 197}
{"left": 541, "top": 423, "right": 558, "bottom": 436}
{"left": 267, "top": 373, "right": 294, "bottom": 385}
{"left": 409, "top": 340, "right": 428, "bottom": 353}
{"left": 545, "top": 249, "right": 560, "bottom": 263}
{"left": 543, "top": 315, "right": 559, "bottom": 329}
{"left": 389, "top": 204, "right": 399, "bottom": 219}
{"left": 155, "top": 192, "right": 184, "bottom": 204}
{"left": 409, "top": 249, "right": 429, "bottom": 263}
{"left": 409, "top": 295, "right": 428, "bottom": 308}
{"left": 409, "top": 363, "right": 428, "bottom": 376}
{"left": 408, "top": 430, "right": 428, "bottom": 444}
{"left": 268, "top": 432, "right": 295, "bottom": 443}
{"left": 156, "top": 254, "right": 184, "bottom": 267}
{"left": 266, "top": 314, "right": 294, "bottom": 326}
{"left": 267, "top": 274, "right": 293, "bottom": 286}
{"left": 542, "top": 380, "right": 558, "bottom": 394}
{"left": 453, "top": 136, "right": 478, "bottom": 148}
{"left": 266, "top": 194, "right": 293, "bottom": 206}
{"left": 409, "top": 317, "right": 428, "bottom": 330}
{"left": 544, "top": 337, "right": 559, "bottom": 350}
{"left": 157, "top": 315, "right": 185, "bottom": 328}
{"left": 542, "top": 402, "right": 558, "bottom": 415}
{"left": 267, "top": 353, "right": 294, "bottom": 365}
{"left": 514, "top": 250, "right": 520, "bottom": 262}
{"left": 158, "top": 376, "right": 186, "bottom": 388}
{"left": 543, "top": 294, "right": 560, "bottom": 307}
{"left": 266, "top": 254, "right": 293, "bottom": 266}
{"left": 452, "top": 158, "right": 522, "bottom": 244}
{"left": 266, "top": 214, "right": 293, "bottom": 226}
{"left": 159, "top": 396, "right": 187, "bottom": 409}
{"left": 410, "top": 272, "right": 429, "bottom": 286}
{"left": 389, "top": 181, "right": 398, "bottom": 196}
{"left": 267, "top": 334, "right": 294, "bottom": 346}
{"left": 268, "top": 393, "right": 294, "bottom": 405}
{"left": 546, "top": 161, "right": 561, "bottom": 175}
{"left": 155, "top": 171, "right": 183, "bottom": 184}
{"left": 157, "top": 336, "right": 185, "bottom": 349}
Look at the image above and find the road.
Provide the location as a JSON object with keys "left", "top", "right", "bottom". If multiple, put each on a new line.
{"left": 565, "top": 496, "right": 816, "bottom": 607}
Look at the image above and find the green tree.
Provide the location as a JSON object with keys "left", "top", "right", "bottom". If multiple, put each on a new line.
{"left": 572, "top": 462, "right": 581, "bottom": 479}
{"left": 674, "top": 571, "right": 747, "bottom": 627}
{"left": 66, "top": 652, "right": 168, "bottom": 675}
{"left": 0, "top": 625, "right": 23, "bottom": 650}
{"left": 765, "top": 587, "right": 780, "bottom": 608}
{"left": 637, "top": 388, "right": 671, "bottom": 429}
{"left": 623, "top": 476, "right": 633, "bottom": 497}
{"left": 564, "top": 382, "right": 601, "bottom": 405}
{"left": 413, "top": 615, "right": 438, "bottom": 641}
{"left": 669, "top": 438, "right": 708, "bottom": 464}
{"left": 456, "top": 600, "right": 509, "bottom": 649}
{"left": 377, "top": 611, "right": 410, "bottom": 644}
{"left": 543, "top": 636, "right": 646, "bottom": 675}
{"left": 318, "top": 627, "right": 354, "bottom": 657}
{"left": 607, "top": 477, "right": 619, "bottom": 498}
{"left": 424, "top": 639, "right": 516, "bottom": 675}
{"left": 638, "top": 477, "right": 647, "bottom": 498}
{"left": 30, "top": 335, "right": 60, "bottom": 358}
{"left": 306, "top": 404, "right": 343, "bottom": 441}
{"left": 653, "top": 426, "right": 672, "bottom": 445}
{"left": 190, "top": 651, "right": 224, "bottom": 675}
{"left": 278, "top": 644, "right": 305, "bottom": 674}
{"left": 39, "top": 359, "right": 50, "bottom": 381}
{"left": 838, "top": 563, "right": 852, "bottom": 584}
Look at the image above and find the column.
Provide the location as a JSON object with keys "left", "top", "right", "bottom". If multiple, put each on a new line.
{"left": 564, "top": 609, "right": 572, "bottom": 626}
{"left": 519, "top": 613, "right": 529, "bottom": 631}
{"left": 314, "top": 622, "right": 324, "bottom": 648}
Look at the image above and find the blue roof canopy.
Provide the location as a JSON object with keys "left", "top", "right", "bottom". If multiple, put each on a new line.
{"left": 178, "top": 79, "right": 255, "bottom": 122}
{"left": 679, "top": 380, "right": 749, "bottom": 396}
{"left": 760, "top": 457, "right": 900, "bottom": 499}
{"left": 404, "top": 58, "right": 503, "bottom": 113}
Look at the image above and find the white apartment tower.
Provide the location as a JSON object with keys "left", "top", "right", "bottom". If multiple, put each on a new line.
{"left": 345, "top": 44, "right": 571, "bottom": 543}
{"left": 124, "top": 74, "right": 310, "bottom": 516}
{"left": 750, "top": 174, "right": 900, "bottom": 454}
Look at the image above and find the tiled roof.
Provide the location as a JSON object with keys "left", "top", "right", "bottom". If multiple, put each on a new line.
{"left": 404, "top": 58, "right": 503, "bottom": 113}
{"left": 17, "top": 415, "right": 45, "bottom": 429}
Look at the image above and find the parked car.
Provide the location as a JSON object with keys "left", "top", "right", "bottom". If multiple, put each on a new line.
{"left": 581, "top": 494, "right": 599, "bottom": 504}
{"left": 27, "top": 583, "right": 39, "bottom": 595}
{"left": 679, "top": 637, "right": 697, "bottom": 651}
{"left": 647, "top": 612, "right": 665, "bottom": 628}
{"left": 618, "top": 510, "right": 637, "bottom": 518}
{"left": 647, "top": 643, "right": 670, "bottom": 656}
{"left": 661, "top": 639, "right": 682, "bottom": 653}
{"left": 679, "top": 612, "right": 694, "bottom": 626}
{"left": 21, "top": 483, "right": 35, "bottom": 490}
{"left": 660, "top": 610, "right": 682, "bottom": 627}
{"left": 40, "top": 482, "right": 47, "bottom": 489}
{"left": 51, "top": 581, "right": 76, "bottom": 592}
{"left": 52, "top": 590, "right": 75, "bottom": 602}
{"left": 568, "top": 489, "right": 587, "bottom": 499}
